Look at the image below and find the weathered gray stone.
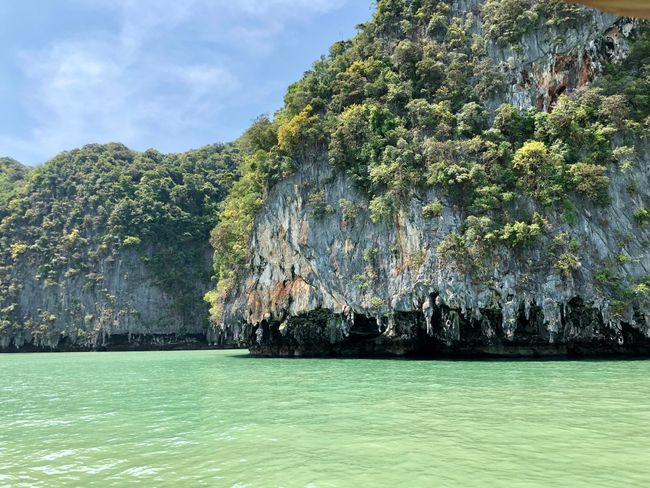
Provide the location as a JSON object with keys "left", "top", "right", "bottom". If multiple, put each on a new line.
{"left": 0, "top": 245, "right": 219, "bottom": 352}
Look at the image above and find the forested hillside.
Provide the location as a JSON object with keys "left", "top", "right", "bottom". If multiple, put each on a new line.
{"left": 0, "top": 143, "right": 239, "bottom": 350}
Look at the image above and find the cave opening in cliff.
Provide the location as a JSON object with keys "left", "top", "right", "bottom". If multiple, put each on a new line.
{"left": 350, "top": 314, "right": 382, "bottom": 338}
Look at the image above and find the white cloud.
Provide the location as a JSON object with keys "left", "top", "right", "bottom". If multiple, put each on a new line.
{"left": 5, "top": 0, "right": 349, "bottom": 164}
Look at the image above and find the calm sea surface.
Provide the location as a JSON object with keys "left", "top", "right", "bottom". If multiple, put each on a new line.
{"left": 1, "top": 350, "right": 650, "bottom": 487}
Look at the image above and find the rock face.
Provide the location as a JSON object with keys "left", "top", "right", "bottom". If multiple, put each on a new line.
{"left": 0, "top": 245, "right": 216, "bottom": 352}
{"left": 221, "top": 151, "right": 650, "bottom": 358}
{"left": 484, "top": 7, "right": 632, "bottom": 113}
{"left": 216, "top": 5, "right": 650, "bottom": 357}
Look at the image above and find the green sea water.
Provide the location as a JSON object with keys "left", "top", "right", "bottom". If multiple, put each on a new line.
{"left": 1, "top": 350, "right": 650, "bottom": 487}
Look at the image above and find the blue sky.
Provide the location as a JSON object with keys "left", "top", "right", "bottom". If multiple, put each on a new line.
{"left": 0, "top": 0, "right": 373, "bottom": 165}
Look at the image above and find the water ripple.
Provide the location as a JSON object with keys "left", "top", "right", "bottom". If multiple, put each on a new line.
{"left": 1, "top": 351, "right": 650, "bottom": 487}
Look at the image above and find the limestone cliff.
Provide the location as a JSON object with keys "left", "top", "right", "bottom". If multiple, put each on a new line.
{"left": 213, "top": 2, "right": 650, "bottom": 357}
{"left": 221, "top": 147, "right": 650, "bottom": 357}
{"left": 0, "top": 143, "right": 238, "bottom": 351}
{"left": 1, "top": 244, "right": 216, "bottom": 352}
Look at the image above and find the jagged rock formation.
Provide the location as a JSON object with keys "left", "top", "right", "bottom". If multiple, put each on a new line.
{"left": 214, "top": 1, "right": 650, "bottom": 357}
{"left": 486, "top": 8, "right": 634, "bottom": 111}
{"left": 3, "top": 1, "right": 649, "bottom": 357}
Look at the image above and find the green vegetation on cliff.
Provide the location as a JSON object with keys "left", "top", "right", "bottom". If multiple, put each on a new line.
{"left": 0, "top": 143, "right": 239, "bottom": 337}
{"left": 208, "top": 0, "right": 650, "bottom": 320}
{"left": 481, "top": 0, "right": 586, "bottom": 47}
{"left": 0, "top": 157, "right": 28, "bottom": 204}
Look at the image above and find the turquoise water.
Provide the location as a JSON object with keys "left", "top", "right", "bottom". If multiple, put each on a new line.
{"left": 1, "top": 351, "right": 650, "bottom": 487}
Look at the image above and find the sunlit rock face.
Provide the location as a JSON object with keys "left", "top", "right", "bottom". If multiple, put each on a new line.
{"left": 215, "top": 3, "right": 650, "bottom": 357}
{"left": 486, "top": 14, "right": 634, "bottom": 112}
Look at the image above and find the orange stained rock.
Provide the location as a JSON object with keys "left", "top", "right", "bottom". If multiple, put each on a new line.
{"left": 290, "top": 278, "right": 313, "bottom": 302}
{"left": 568, "top": 0, "right": 650, "bottom": 19}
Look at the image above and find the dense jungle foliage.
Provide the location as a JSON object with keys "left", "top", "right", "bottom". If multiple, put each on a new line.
{"left": 207, "top": 0, "right": 650, "bottom": 320}
{"left": 0, "top": 158, "right": 28, "bottom": 204}
{"left": 0, "top": 143, "right": 239, "bottom": 334}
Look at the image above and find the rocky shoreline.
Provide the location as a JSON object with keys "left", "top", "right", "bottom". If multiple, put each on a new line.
{"left": 236, "top": 308, "right": 650, "bottom": 359}
{"left": 0, "top": 333, "right": 237, "bottom": 353}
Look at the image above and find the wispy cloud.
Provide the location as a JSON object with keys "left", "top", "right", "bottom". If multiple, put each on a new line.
{"left": 2, "top": 0, "right": 351, "bottom": 164}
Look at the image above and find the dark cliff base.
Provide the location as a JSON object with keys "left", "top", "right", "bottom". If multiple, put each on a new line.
{"left": 249, "top": 342, "right": 650, "bottom": 359}
{"left": 0, "top": 333, "right": 236, "bottom": 353}
{"left": 240, "top": 307, "right": 650, "bottom": 359}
